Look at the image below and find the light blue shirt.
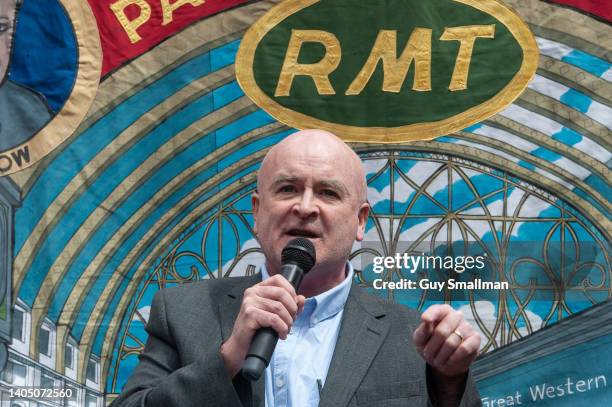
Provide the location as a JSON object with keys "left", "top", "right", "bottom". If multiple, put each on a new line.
{"left": 260, "top": 262, "right": 354, "bottom": 407}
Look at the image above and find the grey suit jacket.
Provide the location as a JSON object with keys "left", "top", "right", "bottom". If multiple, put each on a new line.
{"left": 111, "top": 274, "right": 481, "bottom": 406}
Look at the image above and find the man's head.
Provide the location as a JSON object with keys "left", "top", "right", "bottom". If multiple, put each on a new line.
{"left": 0, "top": 0, "right": 20, "bottom": 82}
{"left": 252, "top": 129, "right": 369, "bottom": 293}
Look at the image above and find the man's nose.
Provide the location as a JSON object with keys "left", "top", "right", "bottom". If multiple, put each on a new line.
{"left": 293, "top": 190, "right": 318, "bottom": 217}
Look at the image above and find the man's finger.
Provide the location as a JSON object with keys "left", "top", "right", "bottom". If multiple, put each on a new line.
{"left": 246, "top": 307, "right": 290, "bottom": 340}
{"left": 431, "top": 329, "right": 462, "bottom": 367}
{"left": 421, "top": 304, "right": 454, "bottom": 325}
{"left": 260, "top": 274, "right": 298, "bottom": 301}
{"left": 446, "top": 332, "right": 480, "bottom": 367}
{"left": 256, "top": 297, "right": 295, "bottom": 326}
{"left": 422, "top": 310, "right": 462, "bottom": 362}
{"left": 254, "top": 285, "right": 299, "bottom": 316}
{"left": 297, "top": 295, "right": 306, "bottom": 314}
{"left": 412, "top": 321, "right": 434, "bottom": 349}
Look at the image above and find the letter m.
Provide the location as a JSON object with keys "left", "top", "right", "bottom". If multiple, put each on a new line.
{"left": 346, "top": 29, "right": 432, "bottom": 95}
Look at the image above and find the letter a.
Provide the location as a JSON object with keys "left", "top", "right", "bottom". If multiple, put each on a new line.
{"left": 160, "top": 0, "right": 205, "bottom": 26}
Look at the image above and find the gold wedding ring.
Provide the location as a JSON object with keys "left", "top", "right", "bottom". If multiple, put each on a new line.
{"left": 452, "top": 329, "right": 464, "bottom": 341}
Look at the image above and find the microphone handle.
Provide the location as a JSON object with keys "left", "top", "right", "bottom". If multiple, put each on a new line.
{"left": 242, "top": 263, "right": 304, "bottom": 381}
{"left": 280, "top": 263, "right": 305, "bottom": 289}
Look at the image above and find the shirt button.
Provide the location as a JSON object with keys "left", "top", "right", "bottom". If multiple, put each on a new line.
{"left": 275, "top": 377, "right": 284, "bottom": 388}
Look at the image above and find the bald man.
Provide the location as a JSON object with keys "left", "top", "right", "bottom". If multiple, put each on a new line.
{"left": 112, "top": 130, "right": 481, "bottom": 407}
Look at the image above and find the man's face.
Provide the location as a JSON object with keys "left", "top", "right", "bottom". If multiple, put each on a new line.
{"left": 252, "top": 132, "right": 369, "bottom": 276}
{"left": 0, "top": 0, "right": 17, "bottom": 81}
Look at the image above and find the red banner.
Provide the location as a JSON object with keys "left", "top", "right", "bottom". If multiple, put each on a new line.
{"left": 549, "top": 0, "right": 611, "bottom": 22}
{"left": 88, "top": 0, "right": 250, "bottom": 76}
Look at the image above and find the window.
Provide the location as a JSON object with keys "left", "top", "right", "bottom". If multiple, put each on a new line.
{"left": 41, "top": 374, "right": 55, "bottom": 389}
{"left": 85, "top": 392, "right": 98, "bottom": 407}
{"left": 65, "top": 343, "right": 74, "bottom": 369}
{"left": 1, "top": 361, "right": 27, "bottom": 386}
{"left": 65, "top": 384, "right": 78, "bottom": 407}
{"left": 39, "top": 327, "right": 50, "bottom": 356}
{"left": 11, "top": 308, "right": 24, "bottom": 341}
{"left": 86, "top": 358, "right": 98, "bottom": 384}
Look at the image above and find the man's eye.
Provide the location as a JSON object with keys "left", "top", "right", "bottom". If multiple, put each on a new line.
{"left": 321, "top": 189, "right": 339, "bottom": 198}
{"left": 0, "top": 23, "right": 9, "bottom": 33}
{"left": 278, "top": 185, "right": 296, "bottom": 193}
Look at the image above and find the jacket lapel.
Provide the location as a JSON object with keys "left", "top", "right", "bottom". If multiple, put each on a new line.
{"left": 217, "top": 273, "right": 265, "bottom": 407}
{"left": 218, "top": 273, "right": 262, "bottom": 341}
{"left": 318, "top": 284, "right": 391, "bottom": 407}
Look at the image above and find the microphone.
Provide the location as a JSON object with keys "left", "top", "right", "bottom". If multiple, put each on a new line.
{"left": 242, "top": 237, "right": 316, "bottom": 381}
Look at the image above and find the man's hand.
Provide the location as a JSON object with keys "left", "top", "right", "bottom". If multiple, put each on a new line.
{"left": 220, "top": 274, "right": 306, "bottom": 378}
{"left": 412, "top": 304, "right": 480, "bottom": 406}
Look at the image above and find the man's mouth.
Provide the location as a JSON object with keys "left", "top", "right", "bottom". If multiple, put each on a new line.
{"left": 286, "top": 228, "right": 320, "bottom": 238}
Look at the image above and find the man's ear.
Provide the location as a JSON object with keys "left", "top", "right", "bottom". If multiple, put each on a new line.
{"left": 251, "top": 191, "right": 260, "bottom": 235}
{"left": 355, "top": 202, "right": 370, "bottom": 241}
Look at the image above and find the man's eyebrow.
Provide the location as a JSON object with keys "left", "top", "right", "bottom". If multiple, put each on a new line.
{"left": 271, "top": 175, "right": 298, "bottom": 187}
{"left": 318, "top": 179, "right": 349, "bottom": 196}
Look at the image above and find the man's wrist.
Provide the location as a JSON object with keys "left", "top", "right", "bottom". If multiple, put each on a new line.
{"left": 427, "top": 364, "right": 468, "bottom": 407}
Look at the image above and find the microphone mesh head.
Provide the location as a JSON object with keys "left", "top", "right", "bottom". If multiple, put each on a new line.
{"left": 281, "top": 238, "right": 316, "bottom": 273}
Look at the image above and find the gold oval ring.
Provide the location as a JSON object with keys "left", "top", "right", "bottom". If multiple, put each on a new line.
{"left": 453, "top": 329, "right": 464, "bottom": 341}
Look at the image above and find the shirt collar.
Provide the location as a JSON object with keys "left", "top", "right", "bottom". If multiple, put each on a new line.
{"left": 260, "top": 262, "right": 354, "bottom": 327}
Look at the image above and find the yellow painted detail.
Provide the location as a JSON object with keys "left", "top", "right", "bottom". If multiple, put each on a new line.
{"left": 275, "top": 29, "right": 341, "bottom": 96}
{"left": 346, "top": 28, "right": 432, "bottom": 95}
{"left": 109, "top": 0, "right": 152, "bottom": 44}
{"left": 160, "top": 0, "right": 205, "bottom": 26}
{"left": 441, "top": 24, "right": 495, "bottom": 91}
